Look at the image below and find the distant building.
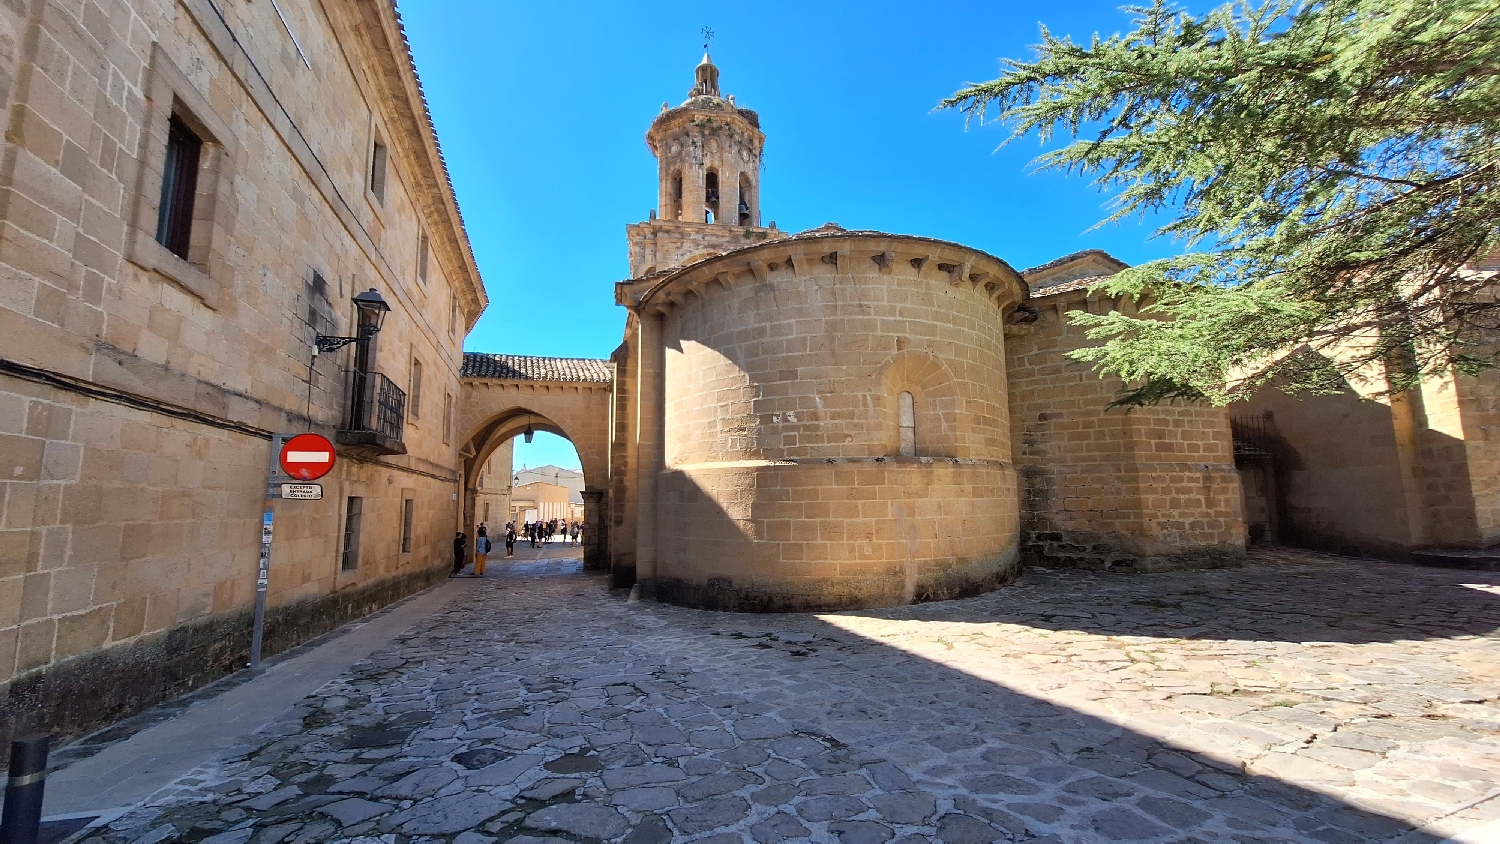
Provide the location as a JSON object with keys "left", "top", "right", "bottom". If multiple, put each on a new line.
{"left": 511, "top": 480, "right": 582, "bottom": 526}
{"left": 514, "top": 465, "right": 584, "bottom": 497}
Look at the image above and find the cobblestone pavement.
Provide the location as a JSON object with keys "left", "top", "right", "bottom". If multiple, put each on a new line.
{"left": 76, "top": 549, "right": 1500, "bottom": 844}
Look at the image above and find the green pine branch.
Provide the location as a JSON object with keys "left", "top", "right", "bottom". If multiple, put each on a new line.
{"left": 943, "top": 0, "right": 1500, "bottom": 406}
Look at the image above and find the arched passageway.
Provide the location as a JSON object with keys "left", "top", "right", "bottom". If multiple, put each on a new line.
{"left": 459, "top": 354, "right": 613, "bottom": 569}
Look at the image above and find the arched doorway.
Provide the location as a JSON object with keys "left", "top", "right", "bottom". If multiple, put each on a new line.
{"left": 460, "top": 407, "right": 607, "bottom": 570}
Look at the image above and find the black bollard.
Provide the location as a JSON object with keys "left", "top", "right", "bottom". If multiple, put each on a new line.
{"left": 0, "top": 735, "right": 49, "bottom": 844}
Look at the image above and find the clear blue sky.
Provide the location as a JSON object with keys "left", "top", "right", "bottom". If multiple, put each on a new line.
{"left": 398, "top": 0, "right": 1181, "bottom": 471}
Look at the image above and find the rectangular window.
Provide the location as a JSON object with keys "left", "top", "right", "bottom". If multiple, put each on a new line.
{"left": 156, "top": 114, "right": 203, "bottom": 260}
{"left": 341, "top": 496, "right": 363, "bottom": 571}
{"left": 400, "top": 498, "right": 414, "bottom": 553}
{"left": 449, "top": 301, "right": 459, "bottom": 336}
{"left": 417, "top": 233, "right": 430, "bottom": 284}
{"left": 409, "top": 358, "right": 423, "bottom": 419}
{"left": 370, "top": 139, "right": 388, "bottom": 203}
{"left": 442, "top": 392, "right": 453, "bottom": 444}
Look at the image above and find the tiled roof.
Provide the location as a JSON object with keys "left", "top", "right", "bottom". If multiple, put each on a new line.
{"left": 1020, "top": 249, "right": 1128, "bottom": 277}
{"left": 389, "top": 4, "right": 463, "bottom": 233}
{"left": 1029, "top": 275, "right": 1113, "bottom": 298}
{"left": 461, "top": 353, "right": 612, "bottom": 383}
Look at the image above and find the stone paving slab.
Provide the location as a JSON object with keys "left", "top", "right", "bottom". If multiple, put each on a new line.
{"left": 43, "top": 578, "right": 464, "bottom": 817}
{"left": 66, "top": 548, "right": 1500, "bottom": 843}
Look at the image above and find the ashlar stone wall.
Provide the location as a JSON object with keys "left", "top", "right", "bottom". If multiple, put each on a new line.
{"left": 1007, "top": 285, "right": 1245, "bottom": 570}
{"left": 628, "top": 230, "right": 1026, "bottom": 610}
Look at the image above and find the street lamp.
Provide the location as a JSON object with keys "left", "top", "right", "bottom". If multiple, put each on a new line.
{"left": 523, "top": 414, "right": 535, "bottom": 443}
{"left": 315, "top": 288, "right": 392, "bottom": 353}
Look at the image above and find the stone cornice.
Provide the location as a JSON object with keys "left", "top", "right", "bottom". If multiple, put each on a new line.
{"left": 617, "top": 229, "right": 1028, "bottom": 316}
{"left": 646, "top": 101, "right": 765, "bottom": 154}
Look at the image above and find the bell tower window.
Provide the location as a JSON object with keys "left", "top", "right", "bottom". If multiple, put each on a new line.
{"left": 738, "top": 173, "right": 754, "bottom": 226}
{"left": 669, "top": 170, "right": 683, "bottom": 221}
{"left": 705, "top": 170, "right": 720, "bottom": 224}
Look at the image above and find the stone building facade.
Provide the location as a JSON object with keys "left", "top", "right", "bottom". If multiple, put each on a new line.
{"left": 1009, "top": 255, "right": 1246, "bottom": 570}
{"left": 474, "top": 438, "right": 513, "bottom": 530}
{"left": 0, "top": 0, "right": 484, "bottom": 745}
{"left": 1228, "top": 307, "right": 1500, "bottom": 561}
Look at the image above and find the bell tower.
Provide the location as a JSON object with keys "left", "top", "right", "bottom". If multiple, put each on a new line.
{"left": 628, "top": 54, "right": 779, "bottom": 278}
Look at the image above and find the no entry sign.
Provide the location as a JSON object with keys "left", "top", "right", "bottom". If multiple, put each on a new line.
{"left": 279, "top": 433, "right": 336, "bottom": 480}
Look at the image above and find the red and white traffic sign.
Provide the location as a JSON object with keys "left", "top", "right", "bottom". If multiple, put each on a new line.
{"left": 279, "top": 433, "right": 336, "bottom": 481}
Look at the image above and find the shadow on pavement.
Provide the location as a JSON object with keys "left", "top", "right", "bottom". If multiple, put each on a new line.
{"left": 837, "top": 552, "right": 1500, "bottom": 645}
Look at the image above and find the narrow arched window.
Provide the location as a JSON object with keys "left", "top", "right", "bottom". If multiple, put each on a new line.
{"left": 669, "top": 171, "right": 683, "bottom": 221}
{"left": 898, "top": 392, "right": 916, "bottom": 457}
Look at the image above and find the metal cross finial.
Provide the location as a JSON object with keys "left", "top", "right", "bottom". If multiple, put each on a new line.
{"left": 701, "top": 26, "right": 715, "bottom": 51}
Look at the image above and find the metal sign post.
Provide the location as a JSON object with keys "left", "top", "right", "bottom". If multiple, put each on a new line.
{"left": 251, "top": 433, "right": 293, "bottom": 668}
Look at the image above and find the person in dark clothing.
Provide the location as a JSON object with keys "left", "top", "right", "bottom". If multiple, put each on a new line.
{"left": 504, "top": 522, "right": 517, "bottom": 557}
{"left": 452, "top": 532, "right": 467, "bottom": 576}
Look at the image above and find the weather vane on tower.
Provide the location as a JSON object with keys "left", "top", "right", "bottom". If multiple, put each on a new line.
{"left": 701, "top": 26, "right": 715, "bottom": 51}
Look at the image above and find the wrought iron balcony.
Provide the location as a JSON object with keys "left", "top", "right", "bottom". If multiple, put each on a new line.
{"left": 337, "top": 371, "right": 407, "bottom": 456}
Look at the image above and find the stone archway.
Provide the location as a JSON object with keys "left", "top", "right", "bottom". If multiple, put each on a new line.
{"left": 459, "top": 354, "right": 614, "bottom": 569}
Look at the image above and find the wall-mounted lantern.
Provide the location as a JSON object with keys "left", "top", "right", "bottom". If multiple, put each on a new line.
{"left": 315, "top": 288, "right": 391, "bottom": 353}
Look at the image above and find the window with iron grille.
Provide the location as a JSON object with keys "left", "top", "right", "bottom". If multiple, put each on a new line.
{"left": 156, "top": 115, "right": 202, "bottom": 260}
{"left": 341, "top": 496, "right": 363, "bottom": 571}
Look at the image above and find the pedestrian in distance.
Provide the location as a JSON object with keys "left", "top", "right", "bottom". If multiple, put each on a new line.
{"left": 451, "top": 532, "right": 467, "bottom": 577}
{"left": 571, "top": 522, "right": 581, "bottom": 547}
{"left": 505, "top": 522, "right": 517, "bottom": 557}
{"left": 472, "top": 532, "right": 491, "bottom": 576}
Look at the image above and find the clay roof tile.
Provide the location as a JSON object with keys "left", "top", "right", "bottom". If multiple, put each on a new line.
{"left": 461, "top": 353, "right": 612, "bottom": 383}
